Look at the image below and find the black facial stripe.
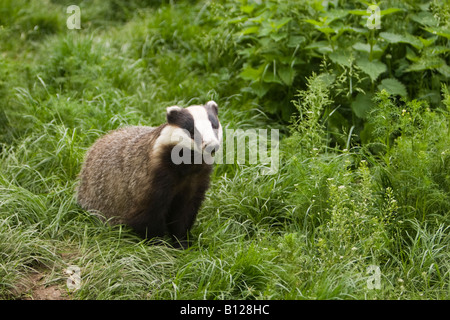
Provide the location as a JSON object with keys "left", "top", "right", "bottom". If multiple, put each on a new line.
{"left": 206, "top": 108, "right": 219, "bottom": 130}
{"left": 167, "top": 109, "right": 195, "bottom": 137}
{"left": 186, "top": 120, "right": 195, "bottom": 138}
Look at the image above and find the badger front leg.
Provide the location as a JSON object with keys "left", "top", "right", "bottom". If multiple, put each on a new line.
{"left": 166, "top": 186, "right": 208, "bottom": 249}
{"left": 127, "top": 205, "right": 168, "bottom": 243}
{"left": 127, "top": 187, "right": 174, "bottom": 243}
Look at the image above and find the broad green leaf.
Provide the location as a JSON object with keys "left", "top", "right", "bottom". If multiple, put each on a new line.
{"left": 351, "top": 93, "right": 374, "bottom": 119}
{"left": 352, "top": 27, "right": 368, "bottom": 34}
{"left": 356, "top": 58, "right": 387, "bottom": 82}
{"left": 270, "top": 32, "right": 288, "bottom": 42}
{"left": 380, "top": 8, "right": 403, "bottom": 16}
{"left": 437, "top": 63, "right": 450, "bottom": 78}
{"left": 348, "top": 8, "right": 402, "bottom": 16}
{"left": 424, "top": 27, "right": 450, "bottom": 39}
{"left": 380, "top": 32, "right": 423, "bottom": 49}
{"left": 317, "top": 26, "right": 335, "bottom": 35}
{"left": 379, "top": 32, "right": 403, "bottom": 43}
{"left": 419, "top": 36, "right": 436, "bottom": 48}
{"left": 406, "top": 56, "right": 445, "bottom": 72}
{"left": 424, "top": 45, "right": 450, "bottom": 56}
{"left": 249, "top": 82, "right": 270, "bottom": 98}
{"left": 352, "top": 42, "right": 383, "bottom": 54}
{"left": 272, "top": 17, "right": 292, "bottom": 31}
{"left": 406, "top": 47, "right": 419, "bottom": 62}
{"left": 287, "top": 35, "right": 306, "bottom": 48}
{"left": 419, "top": 2, "right": 431, "bottom": 11}
{"left": 360, "top": 122, "right": 376, "bottom": 144}
{"left": 304, "top": 19, "right": 323, "bottom": 26}
{"left": 227, "top": 17, "right": 247, "bottom": 24}
{"left": 377, "top": 78, "right": 407, "bottom": 97}
{"left": 328, "top": 51, "right": 352, "bottom": 68}
{"left": 353, "top": 42, "right": 371, "bottom": 52}
{"left": 399, "top": 33, "right": 423, "bottom": 49}
{"left": 334, "top": 25, "right": 357, "bottom": 35}
{"left": 352, "top": 42, "right": 384, "bottom": 59}
{"left": 277, "top": 66, "right": 296, "bottom": 86}
{"left": 411, "top": 12, "right": 438, "bottom": 27}
{"left": 263, "top": 71, "right": 283, "bottom": 85}
{"left": 348, "top": 9, "right": 368, "bottom": 16}
{"left": 240, "top": 5, "right": 255, "bottom": 14}
{"left": 305, "top": 41, "right": 333, "bottom": 53}
{"left": 240, "top": 64, "right": 264, "bottom": 81}
{"left": 241, "top": 26, "right": 259, "bottom": 35}
{"left": 319, "top": 9, "right": 348, "bottom": 22}
{"left": 237, "top": 46, "right": 257, "bottom": 59}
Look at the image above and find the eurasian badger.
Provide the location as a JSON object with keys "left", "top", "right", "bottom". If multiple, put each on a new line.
{"left": 77, "top": 101, "right": 222, "bottom": 248}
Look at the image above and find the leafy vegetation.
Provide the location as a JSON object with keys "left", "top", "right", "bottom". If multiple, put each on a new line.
{"left": 0, "top": 0, "right": 449, "bottom": 300}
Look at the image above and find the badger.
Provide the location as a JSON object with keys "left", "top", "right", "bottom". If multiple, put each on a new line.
{"left": 77, "top": 101, "right": 222, "bottom": 248}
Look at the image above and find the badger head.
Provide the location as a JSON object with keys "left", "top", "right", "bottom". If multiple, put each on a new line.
{"left": 161, "top": 101, "right": 222, "bottom": 165}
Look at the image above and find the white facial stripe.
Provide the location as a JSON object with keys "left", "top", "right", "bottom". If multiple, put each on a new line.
{"left": 153, "top": 125, "right": 197, "bottom": 157}
{"left": 153, "top": 125, "right": 174, "bottom": 157}
{"left": 171, "top": 127, "right": 196, "bottom": 149}
{"left": 187, "top": 106, "right": 221, "bottom": 147}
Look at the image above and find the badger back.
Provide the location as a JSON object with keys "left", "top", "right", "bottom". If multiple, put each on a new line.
{"left": 77, "top": 126, "right": 164, "bottom": 222}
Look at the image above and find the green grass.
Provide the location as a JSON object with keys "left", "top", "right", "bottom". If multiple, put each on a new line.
{"left": 0, "top": 0, "right": 449, "bottom": 300}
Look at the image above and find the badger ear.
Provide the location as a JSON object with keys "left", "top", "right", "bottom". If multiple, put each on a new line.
{"left": 205, "top": 100, "right": 218, "bottom": 115}
{"left": 166, "top": 106, "right": 183, "bottom": 124}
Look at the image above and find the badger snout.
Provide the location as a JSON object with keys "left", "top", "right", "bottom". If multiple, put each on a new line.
{"left": 203, "top": 141, "right": 220, "bottom": 156}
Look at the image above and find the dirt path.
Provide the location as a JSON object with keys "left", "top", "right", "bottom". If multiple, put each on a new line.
{"left": 14, "top": 272, "right": 69, "bottom": 300}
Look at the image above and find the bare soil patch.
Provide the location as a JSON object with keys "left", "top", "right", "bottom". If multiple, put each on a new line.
{"left": 14, "top": 271, "right": 69, "bottom": 300}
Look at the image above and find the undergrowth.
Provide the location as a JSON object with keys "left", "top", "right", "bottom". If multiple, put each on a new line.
{"left": 0, "top": 0, "right": 448, "bottom": 300}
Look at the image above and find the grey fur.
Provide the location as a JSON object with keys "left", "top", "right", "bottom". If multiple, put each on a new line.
{"left": 77, "top": 125, "right": 164, "bottom": 224}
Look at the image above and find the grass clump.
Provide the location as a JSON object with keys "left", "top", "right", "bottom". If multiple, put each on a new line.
{"left": 0, "top": 0, "right": 448, "bottom": 300}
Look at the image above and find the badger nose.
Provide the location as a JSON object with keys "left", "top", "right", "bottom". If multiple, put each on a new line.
{"left": 204, "top": 142, "right": 220, "bottom": 156}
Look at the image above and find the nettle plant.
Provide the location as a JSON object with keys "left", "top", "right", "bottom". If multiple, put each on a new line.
{"left": 224, "top": 0, "right": 449, "bottom": 140}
